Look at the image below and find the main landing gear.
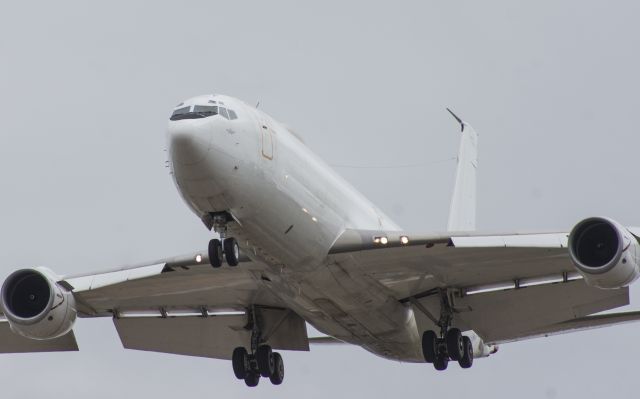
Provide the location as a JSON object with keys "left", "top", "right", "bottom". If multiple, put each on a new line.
{"left": 422, "top": 327, "right": 473, "bottom": 370}
{"left": 208, "top": 212, "right": 240, "bottom": 268}
{"left": 232, "top": 308, "right": 285, "bottom": 387}
{"left": 421, "top": 290, "right": 474, "bottom": 371}
{"left": 232, "top": 345, "right": 285, "bottom": 387}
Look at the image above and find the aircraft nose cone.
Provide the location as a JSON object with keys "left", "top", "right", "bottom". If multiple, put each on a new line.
{"left": 168, "top": 121, "right": 211, "bottom": 165}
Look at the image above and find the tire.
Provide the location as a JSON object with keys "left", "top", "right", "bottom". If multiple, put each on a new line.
{"left": 269, "top": 352, "right": 285, "bottom": 385}
{"left": 422, "top": 330, "right": 438, "bottom": 363}
{"left": 433, "top": 354, "right": 449, "bottom": 371}
{"left": 256, "top": 345, "right": 274, "bottom": 378}
{"left": 232, "top": 347, "right": 249, "bottom": 379}
{"left": 224, "top": 237, "right": 240, "bottom": 266}
{"left": 244, "top": 371, "right": 260, "bottom": 387}
{"left": 208, "top": 239, "right": 223, "bottom": 268}
{"left": 458, "top": 336, "right": 474, "bottom": 369}
{"left": 445, "top": 328, "right": 463, "bottom": 361}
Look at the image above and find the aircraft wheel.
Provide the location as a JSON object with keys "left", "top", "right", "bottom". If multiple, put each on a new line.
{"left": 269, "top": 352, "right": 285, "bottom": 385}
{"left": 244, "top": 371, "right": 260, "bottom": 387}
{"left": 256, "top": 345, "right": 274, "bottom": 377}
{"left": 433, "top": 353, "right": 449, "bottom": 371}
{"left": 208, "top": 239, "right": 223, "bottom": 268}
{"left": 445, "top": 328, "right": 464, "bottom": 361}
{"left": 458, "top": 336, "right": 474, "bottom": 369}
{"left": 422, "top": 330, "right": 438, "bottom": 363}
{"left": 232, "top": 347, "right": 249, "bottom": 379}
{"left": 224, "top": 237, "right": 240, "bottom": 266}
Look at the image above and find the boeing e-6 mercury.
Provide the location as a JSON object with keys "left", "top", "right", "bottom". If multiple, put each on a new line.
{"left": 2, "top": 94, "right": 639, "bottom": 387}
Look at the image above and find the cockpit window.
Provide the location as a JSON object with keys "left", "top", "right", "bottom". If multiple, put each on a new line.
{"left": 193, "top": 105, "right": 218, "bottom": 116}
{"left": 169, "top": 104, "right": 238, "bottom": 121}
{"left": 219, "top": 107, "right": 229, "bottom": 119}
{"left": 171, "top": 106, "right": 191, "bottom": 118}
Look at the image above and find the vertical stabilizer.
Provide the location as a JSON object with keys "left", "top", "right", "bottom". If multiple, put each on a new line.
{"left": 446, "top": 109, "right": 478, "bottom": 232}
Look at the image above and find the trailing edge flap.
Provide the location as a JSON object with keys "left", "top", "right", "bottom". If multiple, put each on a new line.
{"left": 410, "top": 279, "right": 629, "bottom": 345}
{"left": 113, "top": 308, "right": 309, "bottom": 360}
{"left": 446, "top": 109, "right": 478, "bottom": 232}
{"left": 0, "top": 322, "right": 78, "bottom": 353}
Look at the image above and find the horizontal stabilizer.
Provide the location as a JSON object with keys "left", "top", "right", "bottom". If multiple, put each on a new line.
{"left": 0, "top": 322, "right": 78, "bottom": 353}
{"left": 308, "top": 336, "right": 346, "bottom": 345}
{"left": 496, "top": 310, "right": 640, "bottom": 344}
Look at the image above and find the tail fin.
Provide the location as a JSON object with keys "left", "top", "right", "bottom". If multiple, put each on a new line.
{"left": 446, "top": 109, "right": 478, "bottom": 232}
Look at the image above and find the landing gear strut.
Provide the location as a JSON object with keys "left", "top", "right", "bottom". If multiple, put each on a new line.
{"left": 231, "top": 307, "right": 285, "bottom": 387}
{"left": 421, "top": 290, "right": 474, "bottom": 371}
{"left": 208, "top": 212, "right": 240, "bottom": 268}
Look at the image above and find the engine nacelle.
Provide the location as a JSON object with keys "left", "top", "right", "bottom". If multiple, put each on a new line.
{"left": 0, "top": 267, "right": 76, "bottom": 340}
{"left": 568, "top": 217, "right": 640, "bottom": 289}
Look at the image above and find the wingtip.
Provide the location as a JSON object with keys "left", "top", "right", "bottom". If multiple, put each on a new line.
{"left": 446, "top": 108, "right": 465, "bottom": 132}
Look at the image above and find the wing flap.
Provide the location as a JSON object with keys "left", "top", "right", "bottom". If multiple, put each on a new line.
{"left": 0, "top": 322, "right": 78, "bottom": 353}
{"left": 414, "top": 279, "right": 629, "bottom": 344}
{"left": 114, "top": 308, "right": 308, "bottom": 360}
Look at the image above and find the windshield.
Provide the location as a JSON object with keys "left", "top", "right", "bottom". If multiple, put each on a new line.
{"left": 170, "top": 106, "right": 191, "bottom": 119}
{"left": 193, "top": 105, "right": 218, "bottom": 116}
{"left": 170, "top": 104, "right": 238, "bottom": 121}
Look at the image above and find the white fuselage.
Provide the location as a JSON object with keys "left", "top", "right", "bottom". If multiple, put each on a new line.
{"left": 168, "top": 94, "right": 423, "bottom": 361}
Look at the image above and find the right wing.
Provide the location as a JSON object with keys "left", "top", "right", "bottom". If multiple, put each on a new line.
{"left": 29, "top": 252, "right": 309, "bottom": 359}
{"left": 64, "top": 253, "right": 283, "bottom": 316}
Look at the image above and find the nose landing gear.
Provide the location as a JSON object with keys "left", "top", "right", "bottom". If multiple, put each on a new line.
{"left": 223, "top": 237, "right": 240, "bottom": 266}
{"left": 208, "top": 212, "right": 240, "bottom": 268}
{"left": 208, "top": 237, "right": 240, "bottom": 267}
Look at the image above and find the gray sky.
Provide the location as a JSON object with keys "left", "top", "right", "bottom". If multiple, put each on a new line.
{"left": 1, "top": 1, "right": 640, "bottom": 397}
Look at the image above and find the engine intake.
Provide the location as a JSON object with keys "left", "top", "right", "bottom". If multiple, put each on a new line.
{"left": 568, "top": 217, "right": 640, "bottom": 289}
{"left": 1, "top": 268, "right": 76, "bottom": 340}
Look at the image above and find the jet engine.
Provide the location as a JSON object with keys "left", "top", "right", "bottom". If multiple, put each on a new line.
{"left": 568, "top": 217, "right": 640, "bottom": 289}
{"left": 0, "top": 268, "right": 76, "bottom": 340}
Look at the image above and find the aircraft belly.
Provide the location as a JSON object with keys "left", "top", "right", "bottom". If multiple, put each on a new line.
{"left": 264, "top": 260, "right": 424, "bottom": 362}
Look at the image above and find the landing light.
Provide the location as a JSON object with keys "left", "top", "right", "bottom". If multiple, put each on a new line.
{"left": 312, "top": 217, "right": 318, "bottom": 222}
{"left": 195, "top": 254, "right": 202, "bottom": 263}
{"left": 380, "top": 237, "right": 388, "bottom": 245}
{"left": 400, "top": 236, "right": 409, "bottom": 245}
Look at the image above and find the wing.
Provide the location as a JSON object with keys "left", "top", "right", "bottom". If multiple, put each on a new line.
{"left": 329, "top": 229, "right": 636, "bottom": 344}
{"left": 55, "top": 252, "right": 309, "bottom": 359}
{"left": 64, "top": 253, "right": 284, "bottom": 316}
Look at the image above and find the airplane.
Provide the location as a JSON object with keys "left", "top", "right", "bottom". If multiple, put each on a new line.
{"left": 2, "top": 93, "right": 640, "bottom": 388}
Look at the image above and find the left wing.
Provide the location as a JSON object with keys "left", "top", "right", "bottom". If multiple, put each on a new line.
{"left": 328, "top": 228, "right": 638, "bottom": 344}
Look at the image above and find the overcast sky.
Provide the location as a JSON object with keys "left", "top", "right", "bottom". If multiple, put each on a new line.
{"left": 2, "top": 1, "right": 640, "bottom": 397}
